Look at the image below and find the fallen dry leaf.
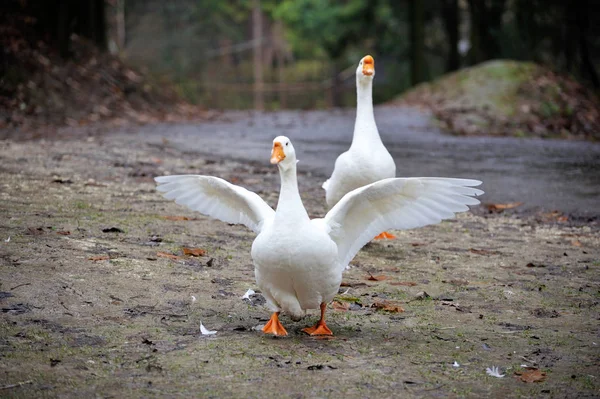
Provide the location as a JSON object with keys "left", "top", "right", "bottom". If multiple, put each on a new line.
{"left": 390, "top": 281, "right": 418, "bottom": 286}
{"left": 182, "top": 247, "right": 207, "bottom": 257}
{"left": 332, "top": 301, "right": 350, "bottom": 311}
{"left": 84, "top": 180, "right": 106, "bottom": 187}
{"left": 371, "top": 301, "right": 404, "bottom": 313}
{"left": 56, "top": 231, "right": 71, "bottom": 235}
{"left": 89, "top": 255, "right": 109, "bottom": 261}
{"left": 485, "top": 202, "right": 523, "bottom": 212}
{"left": 540, "top": 211, "right": 568, "bottom": 222}
{"left": 411, "top": 242, "right": 427, "bottom": 247}
{"left": 571, "top": 240, "right": 582, "bottom": 247}
{"left": 366, "top": 273, "right": 390, "bottom": 281}
{"left": 514, "top": 368, "right": 547, "bottom": 383}
{"left": 163, "top": 216, "right": 192, "bottom": 221}
{"left": 27, "top": 227, "right": 44, "bottom": 235}
{"left": 157, "top": 252, "right": 183, "bottom": 261}
{"left": 543, "top": 211, "right": 562, "bottom": 218}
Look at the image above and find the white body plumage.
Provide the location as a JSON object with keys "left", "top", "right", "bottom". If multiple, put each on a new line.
{"left": 251, "top": 217, "right": 340, "bottom": 320}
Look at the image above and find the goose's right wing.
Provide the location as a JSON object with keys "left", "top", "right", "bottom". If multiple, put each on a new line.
{"left": 155, "top": 175, "right": 274, "bottom": 233}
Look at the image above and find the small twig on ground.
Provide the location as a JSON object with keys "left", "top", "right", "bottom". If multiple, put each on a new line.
{"left": 0, "top": 380, "right": 33, "bottom": 390}
{"left": 10, "top": 283, "right": 31, "bottom": 290}
{"left": 109, "top": 294, "right": 124, "bottom": 302}
{"left": 520, "top": 356, "right": 537, "bottom": 365}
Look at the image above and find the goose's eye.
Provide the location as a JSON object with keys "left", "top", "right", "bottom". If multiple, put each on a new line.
{"left": 285, "top": 142, "right": 289, "bottom": 146}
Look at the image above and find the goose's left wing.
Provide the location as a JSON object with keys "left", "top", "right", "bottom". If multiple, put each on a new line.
{"left": 323, "top": 177, "right": 483, "bottom": 267}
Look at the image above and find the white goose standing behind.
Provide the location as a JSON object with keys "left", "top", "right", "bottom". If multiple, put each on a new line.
{"left": 323, "top": 55, "right": 397, "bottom": 239}
{"left": 155, "top": 136, "right": 483, "bottom": 336}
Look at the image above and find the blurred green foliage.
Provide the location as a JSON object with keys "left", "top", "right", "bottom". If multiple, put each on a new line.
{"left": 121, "top": 0, "right": 598, "bottom": 109}
{"left": 275, "top": 0, "right": 372, "bottom": 59}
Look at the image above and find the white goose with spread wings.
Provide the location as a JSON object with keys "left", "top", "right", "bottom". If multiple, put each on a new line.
{"left": 155, "top": 136, "right": 483, "bottom": 336}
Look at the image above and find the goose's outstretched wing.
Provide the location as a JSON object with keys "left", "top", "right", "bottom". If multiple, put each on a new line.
{"left": 155, "top": 175, "right": 274, "bottom": 233}
{"left": 323, "top": 177, "right": 483, "bottom": 267}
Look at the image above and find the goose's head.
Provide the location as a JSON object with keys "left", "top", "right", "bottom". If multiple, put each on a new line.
{"left": 270, "top": 136, "right": 297, "bottom": 170}
{"left": 356, "top": 55, "right": 375, "bottom": 82}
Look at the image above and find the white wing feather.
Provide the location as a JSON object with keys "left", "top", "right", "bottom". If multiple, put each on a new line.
{"left": 155, "top": 175, "right": 274, "bottom": 233}
{"left": 323, "top": 177, "right": 483, "bottom": 267}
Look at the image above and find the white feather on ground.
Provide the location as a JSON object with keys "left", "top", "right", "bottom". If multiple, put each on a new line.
{"left": 486, "top": 366, "right": 505, "bottom": 378}
{"left": 200, "top": 322, "right": 217, "bottom": 336}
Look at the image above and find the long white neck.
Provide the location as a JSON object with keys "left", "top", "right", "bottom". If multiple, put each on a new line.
{"left": 275, "top": 162, "right": 309, "bottom": 223}
{"left": 351, "top": 77, "right": 382, "bottom": 148}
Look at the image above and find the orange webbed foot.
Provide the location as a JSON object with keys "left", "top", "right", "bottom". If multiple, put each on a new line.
{"left": 302, "top": 302, "right": 333, "bottom": 336}
{"left": 302, "top": 322, "right": 333, "bottom": 336}
{"left": 374, "top": 231, "right": 396, "bottom": 240}
{"left": 262, "top": 312, "right": 288, "bottom": 336}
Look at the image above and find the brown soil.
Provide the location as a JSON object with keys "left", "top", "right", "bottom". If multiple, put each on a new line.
{"left": 0, "top": 133, "right": 598, "bottom": 398}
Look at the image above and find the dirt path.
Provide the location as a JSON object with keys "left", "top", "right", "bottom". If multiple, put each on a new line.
{"left": 0, "top": 133, "right": 598, "bottom": 398}
{"left": 123, "top": 107, "right": 600, "bottom": 215}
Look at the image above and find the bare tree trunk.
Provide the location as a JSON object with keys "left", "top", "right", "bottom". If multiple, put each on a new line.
{"left": 486, "top": 0, "right": 506, "bottom": 59}
{"left": 116, "top": 0, "right": 126, "bottom": 52}
{"left": 410, "top": 0, "right": 425, "bottom": 85}
{"left": 57, "top": 0, "right": 69, "bottom": 58}
{"left": 467, "top": 0, "right": 506, "bottom": 64}
{"left": 277, "top": 52, "right": 287, "bottom": 109}
{"left": 514, "top": 0, "right": 537, "bottom": 60}
{"left": 277, "top": 59, "right": 286, "bottom": 108}
{"left": 576, "top": 0, "right": 599, "bottom": 88}
{"left": 441, "top": 0, "right": 460, "bottom": 72}
{"left": 325, "top": 60, "right": 334, "bottom": 108}
{"left": 272, "top": 21, "right": 287, "bottom": 108}
{"left": 467, "top": 0, "right": 483, "bottom": 64}
{"left": 89, "top": 0, "right": 97, "bottom": 44}
{"left": 330, "top": 58, "right": 343, "bottom": 107}
{"left": 87, "top": 0, "right": 106, "bottom": 50}
{"left": 252, "top": 0, "right": 264, "bottom": 111}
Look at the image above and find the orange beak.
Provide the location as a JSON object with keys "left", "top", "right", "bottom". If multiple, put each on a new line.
{"left": 270, "top": 142, "right": 286, "bottom": 164}
{"left": 362, "top": 55, "right": 374, "bottom": 76}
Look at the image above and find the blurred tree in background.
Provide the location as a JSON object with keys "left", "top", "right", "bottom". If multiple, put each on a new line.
{"left": 1, "top": 0, "right": 599, "bottom": 110}
{"left": 0, "top": 0, "right": 107, "bottom": 59}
